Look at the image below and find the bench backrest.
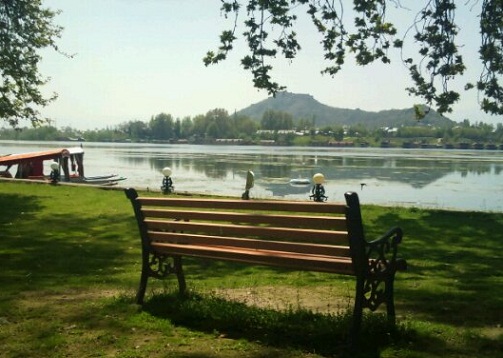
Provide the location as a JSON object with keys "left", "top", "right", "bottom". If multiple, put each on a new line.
{"left": 125, "top": 189, "right": 367, "bottom": 274}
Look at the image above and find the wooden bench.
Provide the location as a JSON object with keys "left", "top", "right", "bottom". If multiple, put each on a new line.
{"left": 125, "top": 188, "right": 407, "bottom": 343}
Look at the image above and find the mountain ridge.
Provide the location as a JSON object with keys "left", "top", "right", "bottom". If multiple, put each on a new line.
{"left": 236, "top": 92, "right": 456, "bottom": 128}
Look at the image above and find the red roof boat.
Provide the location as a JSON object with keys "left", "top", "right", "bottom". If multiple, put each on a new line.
{"left": 0, "top": 146, "right": 125, "bottom": 185}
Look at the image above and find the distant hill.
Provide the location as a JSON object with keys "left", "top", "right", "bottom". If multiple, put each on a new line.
{"left": 237, "top": 92, "right": 456, "bottom": 129}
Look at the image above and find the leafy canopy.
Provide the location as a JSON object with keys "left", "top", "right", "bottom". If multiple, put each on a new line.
{"left": 0, "top": 0, "right": 62, "bottom": 128}
{"left": 204, "top": 0, "right": 503, "bottom": 117}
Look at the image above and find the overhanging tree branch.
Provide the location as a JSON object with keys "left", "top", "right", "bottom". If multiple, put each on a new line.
{"left": 0, "top": 0, "right": 62, "bottom": 128}
{"left": 206, "top": 0, "right": 503, "bottom": 117}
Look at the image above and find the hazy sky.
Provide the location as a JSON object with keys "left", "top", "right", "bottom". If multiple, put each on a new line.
{"left": 37, "top": 0, "right": 501, "bottom": 130}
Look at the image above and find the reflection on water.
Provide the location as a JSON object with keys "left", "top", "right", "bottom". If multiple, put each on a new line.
{"left": 1, "top": 141, "right": 503, "bottom": 212}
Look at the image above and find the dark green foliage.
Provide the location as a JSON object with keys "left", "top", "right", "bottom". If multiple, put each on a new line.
{"left": 0, "top": 0, "right": 63, "bottom": 127}
{"left": 478, "top": 1, "right": 503, "bottom": 115}
{"left": 261, "top": 109, "right": 294, "bottom": 130}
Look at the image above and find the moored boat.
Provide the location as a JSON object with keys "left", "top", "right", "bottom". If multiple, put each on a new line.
{"left": 289, "top": 178, "right": 311, "bottom": 186}
{"left": 69, "top": 175, "right": 127, "bottom": 186}
{"left": 0, "top": 146, "right": 126, "bottom": 185}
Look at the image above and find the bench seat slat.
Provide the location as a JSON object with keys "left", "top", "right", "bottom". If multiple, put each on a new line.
{"left": 151, "top": 242, "right": 356, "bottom": 275}
{"left": 148, "top": 231, "right": 352, "bottom": 257}
{"left": 141, "top": 209, "right": 347, "bottom": 231}
{"left": 145, "top": 219, "right": 349, "bottom": 245}
{"left": 138, "top": 197, "right": 346, "bottom": 214}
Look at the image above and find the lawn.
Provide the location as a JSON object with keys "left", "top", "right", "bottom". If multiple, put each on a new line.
{"left": 0, "top": 181, "right": 502, "bottom": 357}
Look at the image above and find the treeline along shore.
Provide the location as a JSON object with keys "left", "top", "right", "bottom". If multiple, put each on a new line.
{"left": 1, "top": 108, "right": 503, "bottom": 149}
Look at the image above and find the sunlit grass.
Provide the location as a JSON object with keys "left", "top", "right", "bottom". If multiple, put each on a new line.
{"left": 0, "top": 181, "right": 502, "bottom": 357}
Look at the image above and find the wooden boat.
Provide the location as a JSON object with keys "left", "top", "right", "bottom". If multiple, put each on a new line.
{"left": 0, "top": 146, "right": 126, "bottom": 185}
{"left": 0, "top": 148, "right": 71, "bottom": 179}
{"left": 69, "top": 174, "right": 127, "bottom": 186}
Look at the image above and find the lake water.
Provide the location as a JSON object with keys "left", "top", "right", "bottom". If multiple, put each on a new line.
{"left": 2, "top": 140, "right": 503, "bottom": 212}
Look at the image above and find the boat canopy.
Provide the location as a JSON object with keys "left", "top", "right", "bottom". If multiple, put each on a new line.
{"left": 0, "top": 148, "right": 70, "bottom": 166}
{"left": 0, "top": 145, "right": 124, "bottom": 185}
{"left": 0, "top": 148, "right": 74, "bottom": 180}
{"left": 67, "top": 147, "right": 84, "bottom": 156}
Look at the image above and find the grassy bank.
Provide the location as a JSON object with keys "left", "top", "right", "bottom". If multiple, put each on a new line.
{"left": 0, "top": 181, "right": 502, "bottom": 357}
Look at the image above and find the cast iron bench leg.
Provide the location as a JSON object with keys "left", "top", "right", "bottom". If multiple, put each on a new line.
{"left": 136, "top": 261, "right": 150, "bottom": 305}
{"left": 174, "top": 256, "right": 186, "bottom": 295}
{"left": 348, "top": 276, "right": 365, "bottom": 351}
{"left": 385, "top": 274, "right": 397, "bottom": 325}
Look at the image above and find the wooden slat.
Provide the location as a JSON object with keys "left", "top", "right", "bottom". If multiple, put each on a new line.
{"left": 151, "top": 242, "right": 356, "bottom": 275}
{"left": 137, "top": 196, "right": 346, "bottom": 214}
{"left": 145, "top": 219, "right": 349, "bottom": 245}
{"left": 141, "top": 208, "right": 347, "bottom": 230}
{"left": 148, "top": 231, "right": 352, "bottom": 257}
{"left": 133, "top": 193, "right": 356, "bottom": 276}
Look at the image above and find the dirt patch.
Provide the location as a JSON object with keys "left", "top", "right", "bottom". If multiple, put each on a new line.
{"left": 210, "top": 285, "right": 354, "bottom": 314}
{"left": 14, "top": 286, "right": 354, "bottom": 315}
{"left": 15, "top": 288, "right": 126, "bottom": 311}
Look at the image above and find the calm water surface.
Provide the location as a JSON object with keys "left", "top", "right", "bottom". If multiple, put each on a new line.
{"left": 2, "top": 140, "right": 503, "bottom": 212}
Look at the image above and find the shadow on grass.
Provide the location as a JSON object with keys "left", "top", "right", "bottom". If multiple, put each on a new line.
{"left": 363, "top": 207, "right": 503, "bottom": 328}
{"left": 0, "top": 192, "right": 43, "bottom": 223}
{"left": 0, "top": 187, "right": 138, "bottom": 296}
{"left": 141, "top": 291, "right": 436, "bottom": 358}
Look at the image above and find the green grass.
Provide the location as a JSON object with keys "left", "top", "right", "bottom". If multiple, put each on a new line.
{"left": 0, "top": 181, "right": 502, "bottom": 357}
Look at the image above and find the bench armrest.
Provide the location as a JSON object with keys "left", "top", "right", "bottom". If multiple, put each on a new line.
{"left": 368, "top": 226, "right": 403, "bottom": 246}
{"left": 366, "top": 226, "right": 407, "bottom": 272}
